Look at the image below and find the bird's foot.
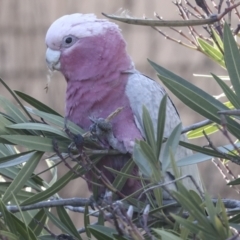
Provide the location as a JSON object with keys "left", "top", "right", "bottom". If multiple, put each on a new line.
{"left": 89, "top": 117, "right": 127, "bottom": 153}
{"left": 89, "top": 117, "right": 112, "bottom": 137}
{"left": 89, "top": 189, "right": 113, "bottom": 208}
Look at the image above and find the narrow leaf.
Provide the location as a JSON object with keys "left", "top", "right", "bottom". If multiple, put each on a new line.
{"left": 187, "top": 123, "right": 218, "bottom": 139}
{"left": 57, "top": 206, "right": 81, "bottom": 239}
{"left": 142, "top": 105, "right": 157, "bottom": 157}
{"left": 0, "top": 199, "right": 17, "bottom": 233}
{"left": 212, "top": 73, "right": 240, "bottom": 109}
{"left": 111, "top": 158, "right": 135, "bottom": 195}
{"left": 0, "top": 151, "right": 35, "bottom": 168}
{"left": 2, "top": 151, "right": 43, "bottom": 203}
{"left": 88, "top": 225, "right": 117, "bottom": 240}
{"left": 15, "top": 91, "right": 62, "bottom": 116}
{"left": 197, "top": 37, "right": 225, "bottom": 67}
{"left": 156, "top": 94, "right": 167, "bottom": 159}
{"left": 44, "top": 210, "right": 78, "bottom": 238}
{"left": 0, "top": 95, "right": 27, "bottom": 123}
{"left": 21, "top": 163, "right": 81, "bottom": 205}
{"left": 84, "top": 205, "right": 91, "bottom": 238}
{"left": 153, "top": 229, "right": 182, "bottom": 240}
{"left": 26, "top": 107, "right": 84, "bottom": 135}
{"left": 161, "top": 123, "right": 182, "bottom": 171}
{"left": 8, "top": 123, "right": 70, "bottom": 139}
{"left": 0, "top": 231, "right": 19, "bottom": 240}
{"left": 28, "top": 209, "right": 47, "bottom": 236}
{"left": 0, "top": 135, "right": 69, "bottom": 152}
{"left": 224, "top": 23, "right": 240, "bottom": 101}
{"left": 149, "top": 59, "right": 240, "bottom": 140}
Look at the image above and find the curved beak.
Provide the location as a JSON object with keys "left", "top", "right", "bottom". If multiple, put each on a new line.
{"left": 45, "top": 48, "right": 61, "bottom": 71}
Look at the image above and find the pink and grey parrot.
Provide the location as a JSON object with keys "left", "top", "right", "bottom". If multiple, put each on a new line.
{"left": 45, "top": 13, "right": 202, "bottom": 197}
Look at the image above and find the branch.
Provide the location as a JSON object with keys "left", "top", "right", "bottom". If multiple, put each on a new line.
{"left": 2, "top": 196, "right": 240, "bottom": 218}
{"left": 102, "top": 2, "right": 240, "bottom": 27}
{"left": 3, "top": 197, "right": 90, "bottom": 215}
{"left": 181, "top": 119, "right": 213, "bottom": 134}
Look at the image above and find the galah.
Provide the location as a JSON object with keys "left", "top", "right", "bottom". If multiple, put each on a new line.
{"left": 45, "top": 13, "right": 202, "bottom": 198}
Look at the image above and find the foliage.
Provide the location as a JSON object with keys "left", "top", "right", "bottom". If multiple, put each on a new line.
{"left": 1, "top": 1, "right": 240, "bottom": 240}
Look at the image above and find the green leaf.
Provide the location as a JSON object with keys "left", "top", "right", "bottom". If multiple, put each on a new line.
{"left": 0, "top": 78, "right": 34, "bottom": 122}
{"left": 212, "top": 28, "right": 224, "bottom": 50}
{"left": 0, "top": 135, "right": 69, "bottom": 152}
{"left": 224, "top": 23, "right": 240, "bottom": 101}
{"left": 28, "top": 209, "right": 47, "bottom": 236}
{"left": 142, "top": 105, "right": 157, "bottom": 157}
{"left": 0, "top": 231, "right": 19, "bottom": 240}
{"left": 178, "top": 141, "right": 240, "bottom": 165}
{"left": 2, "top": 151, "right": 43, "bottom": 203}
{"left": 156, "top": 94, "right": 167, "bottom": 159}
{"left": 212, "top": 74, "right": 240, "bottom": 109}
{"left": 11, "top": 214, "right": 38, "bottom": 240}
{"left": 161, "top": 123, "right": 182, "bottom": 172}
{"left": 187, "top": 123, "right": 218, "bottom": 139}
{"left": 0, "top": 114, "right": 26, "bottom": 135}
{"left": 229, "top": 213, "right": 240, "bottom": 223}
{"left": 0, "top": 143, "right": 14, "bottom": 157}
{"left": 57, "top": 206, "right": 81, "bottom": 239}
{"left": 0, "top": 166, "right": 42, "bottom": 191}
{"left": 172, "top": 189, "right": 210, "bottom": 230}
{"left": 177, "top": 151, "right": 212, "bottom": 166}
{"left": 21, "top": 163, "right": 81, "bottom": 205}
{"left": 11, "top": 193, "right": 30, "bottom": 237}
{"left": 0, "top": 199, "right": 17, "bottom": 233}
{"left": 0, "top": 182, "right": 34, "bottom": 200}
{"left": 197, "top": 37, "right": 225, "bottom": 67}
{"left": 26, "top": 107, "right": 84, "bottom": 135}
{"left": 153, "top": 229, "right": 182, "bottom": 240}
{"left": 111, "top": 158, "right": 135, "bottom": 196}
{"left": 149, "top": 59, "right": 240, "bottom": 140}
{"left": 45, "top": 158, "right": 58, "bottom": 187}
{"left": 112, "top": 234, "right": 129, "bottom": 240}
{"left": 97, "top": 212, "right": 104, "bottom": 226}
{"left": 88, "top": 225, "right": 118, "bottom": 240}
{"left": 104, "top": 166, "right": 142, "bottom": 180}
{"left": 15, "top": 91, "right": 62, "bottom": 116}
{"left": 0, "top": 151, "right": 34, "bottom": 168}
{"left": 44, "top": 210, "right": 78, "bottom": 238}
{"left": 0, "top": 95, "right": 27, "bottom": 123}
{"left": 227, "top": 178, "right": 240, "bottom": 185}
{"left": 133, "top": 140, "right": 155, "bottom": 178}
{"left": 84, "top": 205, "right": 91, "bottom": 238}
{"left": 149, "top": 59, "right": 226, "bottom": 122}
{"left": 173, "top": 214, "right": 205, "bottom": 235}
{"left": 38, "top": 235, "right": 56, "bottom": 240}
{"left": 8, "top": 123, "right": 70, "bottom": 139}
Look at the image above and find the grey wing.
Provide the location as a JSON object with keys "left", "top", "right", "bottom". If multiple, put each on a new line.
{"left": 125, "top": 71, "right": 203, "bottom": 192}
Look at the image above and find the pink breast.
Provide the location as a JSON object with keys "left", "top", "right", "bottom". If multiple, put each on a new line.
{"left": 65, "top": 73, "right": 143, "bottom": 151}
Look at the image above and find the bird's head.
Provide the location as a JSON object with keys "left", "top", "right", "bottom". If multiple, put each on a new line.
{"left": 45, "top": 13, "right": 130, "bottom": 81}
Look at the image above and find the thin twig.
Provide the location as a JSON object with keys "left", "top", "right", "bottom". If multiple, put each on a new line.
{"left": 102, "top": 2, "right": 240, "bottom": 27}
{"left": 151, "top": 26, "right": 198, "bottom": 49}
{"left": 231, "top": 0, "right": 240, "bottom": 19}
{"left": 212, "top": 158, "right": 240, "bottom": 194}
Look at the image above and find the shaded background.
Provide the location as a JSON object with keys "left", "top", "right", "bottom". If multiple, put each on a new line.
{"left": 0, "top": 0, "right": 238, "bottom": 234}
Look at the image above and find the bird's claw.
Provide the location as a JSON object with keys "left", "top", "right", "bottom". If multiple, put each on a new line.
{"left": 89, "top": 117, "right": 127, "bottom": 153}
{"left": 89, "top": 117, "right": 112, "bottom": 137}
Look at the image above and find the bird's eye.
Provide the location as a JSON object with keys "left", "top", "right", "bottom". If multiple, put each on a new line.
{"left": 62, "top": 35, "right": 77, "bottom": 48}
{"left": 65, "top": 37, "right": 72, "bottom": 44}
